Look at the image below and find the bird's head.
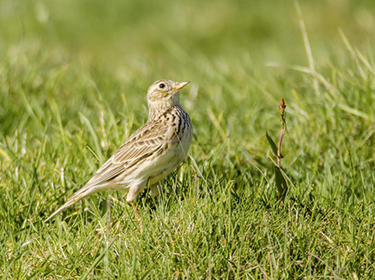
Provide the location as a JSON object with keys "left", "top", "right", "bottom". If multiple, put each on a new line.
{"left": 147, "top": 80, "right": 190, "bottom": 106}
{"left": 146, "top": 80, "right": 190, "bottom": 119}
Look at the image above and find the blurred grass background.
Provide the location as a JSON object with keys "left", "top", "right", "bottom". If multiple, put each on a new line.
{"left": 1, "top": 0, "right": 375, "bottom": 278}
{"left": 1, "top": 0, "right": 375, "bottom": 66}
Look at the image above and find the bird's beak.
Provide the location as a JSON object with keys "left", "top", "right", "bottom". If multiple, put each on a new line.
{"left": 173, "top": 81, "right": 190, "bottom": 91}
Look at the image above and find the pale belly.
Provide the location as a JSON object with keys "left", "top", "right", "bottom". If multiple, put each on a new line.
{"left": 148, "top": 130, "right": 192, "bottom": 184}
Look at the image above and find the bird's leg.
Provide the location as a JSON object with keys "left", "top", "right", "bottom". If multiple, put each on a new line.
{"left": 130, "top": 201, "right": 143, "bottom": 230}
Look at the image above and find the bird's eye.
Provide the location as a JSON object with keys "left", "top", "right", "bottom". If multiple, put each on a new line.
{"left": 159, "top": 83, "right": 166, "bottom": 89}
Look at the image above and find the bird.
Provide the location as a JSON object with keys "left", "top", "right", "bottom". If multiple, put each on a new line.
{"left": 45, "top": 80, "right": 193, "bottom": 227}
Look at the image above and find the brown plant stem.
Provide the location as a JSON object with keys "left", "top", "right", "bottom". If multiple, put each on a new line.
{"left": 277, "top": 99, "right": 286, "bottom": 169}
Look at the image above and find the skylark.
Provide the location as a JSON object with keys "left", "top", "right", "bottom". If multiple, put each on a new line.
{"left": 45, "top": 80, "right": 193, "bottom": 225}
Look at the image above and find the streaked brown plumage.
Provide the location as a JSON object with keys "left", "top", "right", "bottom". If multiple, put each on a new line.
{"left": 45, "top": 80, "right": 192, "bottom": 224}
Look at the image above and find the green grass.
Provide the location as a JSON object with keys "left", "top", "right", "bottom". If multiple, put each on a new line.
{"left": 1, "top": 0, "right": 375, "bottom": 278}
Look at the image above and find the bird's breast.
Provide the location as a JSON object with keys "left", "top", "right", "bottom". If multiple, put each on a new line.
{"left": 149, "top": 111, "right": 192, "bottom": 183}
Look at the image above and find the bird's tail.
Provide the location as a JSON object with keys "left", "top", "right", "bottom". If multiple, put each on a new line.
{"left": 44, "top": 184, "right": 105, "bottom": 223}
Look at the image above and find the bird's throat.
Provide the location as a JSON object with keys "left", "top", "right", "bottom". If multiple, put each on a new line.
{"left": 148, "top": 99, "right": 179, "bottom": 120}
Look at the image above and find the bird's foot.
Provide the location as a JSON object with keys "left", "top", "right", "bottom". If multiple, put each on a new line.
{"left": 130, "top": 201, "right": 143, "bottom": 231}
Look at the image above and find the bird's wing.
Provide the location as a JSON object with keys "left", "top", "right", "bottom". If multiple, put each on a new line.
{"left": 84, "top": 119, "right": 171, "bottom": 187}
